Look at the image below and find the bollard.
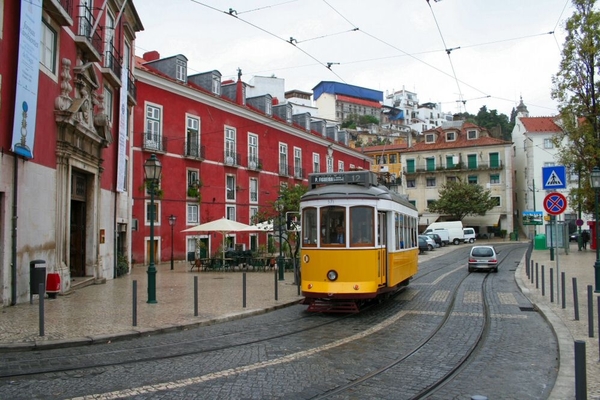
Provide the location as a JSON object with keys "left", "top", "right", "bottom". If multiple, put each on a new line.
{"left": 561, "top": 272, "right": 566, "bottom": 309}
{"left": 574, "top": 340, "right": 587, "bottom": 400}
{"left": 242, "top": 272, "right": 247, "bottom": 308}
{"left": 598, "top": 297, "right": 600, "bottom": 361}
{"left": 536, "top": 264, "right": 539, "bottom": 289}
{"left": 194, "top": 276, "right": 199, "bottom": 317}
{"left": 541, "top": 265, "right": 545, "bottom": 296}
{"left": 274, "top": 267, "right": 278, "bottom": 301}
{"left": 588, "top": 285, "right": 594, "bottom": 338}
{"left": 528, "top": 259, "right": 533, "bottom": 279}
{"left": 550, "top": 269, "right": 554, "bottom": 303}
{"left": 573, "top": 278, "right": 580, "bottom": 321}
{"left": 132, "top": 280, "right": 137, "bottom": 327}
{"left": 38, "top": 283, "right": 45, "bottom": 337}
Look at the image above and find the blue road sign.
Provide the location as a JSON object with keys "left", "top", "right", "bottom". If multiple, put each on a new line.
{"left": 543, "top": 192, "right": 567, "bottom": 215}
{"left": 542, "top": 166, "right": 566, "bottom": 190}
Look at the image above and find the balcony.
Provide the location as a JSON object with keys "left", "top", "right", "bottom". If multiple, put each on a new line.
{"left": 185, "top": 143, "right": 205, "bottom": 160}
{"left": 278, "top": 163, "right": 291, "bottom": 177}
{"left": 74, "top": 5, "right": 102, "bottom": 62}
{"left": 142, "top": 132, "right": 167, "bottom": 153}
{"left": 43, "top": 0, "right": 74, "bottom": 26}
{"left": 127, "top": 70, "right": 137, "bottom": 105}
{"left": 294, "top": 166, "right": 305, "bottom": 180}
{"left": 100, "top": 44, "right": 122, "bottom": 87}
{"left": 247, "top": 156, "right": 263, "bottom": 171}
{"left": 223, "top": 151, "right": 241, "bottom": 167}
{"left": 403, "top": 160, "right": 504, "bottom": 175}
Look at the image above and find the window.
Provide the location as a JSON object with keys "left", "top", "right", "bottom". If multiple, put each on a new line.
{"left": 426, "top": 177, "right": 436, "bottom": 187}
{"left": 468, "top": 175, "right": 478, "bottom": 184}
{"left": 446, "top": 155, "right": 454, "bottom": 168}
{"left": 338, "top": 160, "right": 344, "bottom": 172}
{"left": 409, "top": 200, "right": 416, "bottom": 207}
{"left": 425, "top": 134, "right": 435, "bottom": 143}
{"left": 302, "top": 207, "right": 318, "bottom": 246}
{"left": 467, "top": 154, "right": 478, "bottom": 169}
{"left": 176, "top": 59, "right": 186, "bottom": 82}
{"left": 40, "top": 20, "right": 57, "bottom": 74}
{"left": 250, "top": 178, "right": 258, "bottom": 202}
{"left": 145, "top": 104, "right": 162, "bottom": 150}
{"left": 389, "top": 154, "right": 398, "bottom": 164}
{"left": 490, "top": 174, "right": 500, "bottom": 184}
{"left": 187, "top": 203, "right": 199, "bottom": 224}
{"left": 426, "top": 199, "right": 436, "bottom": 208}
{"left": 492, "top": 196, "right": 501, "bottom": 207}
{"left": 544, "top": 138, "right": 554, "bottom": 149}
{"left": 467, "top": 130, "right": 477, "bottom": 139}
{"left": 250, "top": 206, "right": 258, "bottom": 224}
{"left": 350, "top": 206, "right": 374, "bottom": 247}
{"left": 489, "top": 152, "right": 500, "bottom": 168}
{"left": 187, "top": 169, "right": 199, "bottom": 188}
{"left": 327, "top": 156, "right": 334, "bottom": 172}
{"left": 376, "top": 155, "right": 388, "bottom": 165}
{"left": 294, "top": 147, "right": 302, "bottom": 178}
{"left": 446, "top": 132, "right": 455, "bottom": 141}
{"left": 186, "top": 115, "right": 200, "bottom": 157}
{"left": 225, "top": 127, "right": 236, "bottom": 164}
{"left": 426, "top": 157, "right": 435, "bottom": 171}
{"left": 212, "top": 75, "right": 221, "bottom": 95}
{"left": 406, "top": 159, "right": 415, "bottom": 173}
{"left": 104, "top": 10, "right": 115, "bottom": 69}
{"left": 248, "top": 134, "right": 258, "bottom": 167}
{"left": 226, "top": 175, "right": 235, "bottom": 201}
{"left": 320, "top": 206, "right": 346, "bottom": 246}
{"left": 226, "top": 206, "right": 235, "bottom": 221}
{"left": 406, "top": 179, "right": 416, "bottom": 188}
{"left": 447, "top": 176, "right": 457, "bottom": 183}
{"left": 145, "top": 200, "right": 160, "bottom": 225}
{"left": 103, "top": 86, "right": 113, "bottom": 123}
{"left": 313, "top": 153, "right": 320, "bottom": 173}
{"left": 279, "top": 143, "right": 288, "bottom": 175}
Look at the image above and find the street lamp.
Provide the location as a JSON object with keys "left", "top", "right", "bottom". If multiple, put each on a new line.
{"left": 168, "top": 214, "right": 177, "bottom": 270}
{"left": 276, "top": 196, "right": 284, "bottom": 281}
{"left": 590, "top": 166, "right": 600, "bottom": 293}
{"left": 144, "top": 154, "right": 162, "bottom": 304}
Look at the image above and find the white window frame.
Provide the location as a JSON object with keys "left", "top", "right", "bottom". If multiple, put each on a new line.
{"left": 327, "top": 156, "right": 334, "bottom": 172}
{"left": 313, "top": 153, "right": 320, "bottom": 173}
{"left": 212, "top": 74, "right": 221, "bottom": 95}
{"left": 425, "top": 134, "right": 435, "bottom": 143}
{"left": 294, "top": 147, "right": 302, "bottom": 178}
{"left": 226, "top": 174, "right": 236, "bottom": 201}
{"left": 40, "top": 19, "right": 57, "bottom": 75}
{"left": 467, "top": 130, "right": 478, "bottom": 139}
{"left": 186, "top": 114, "right": 200, "bottom": 157}
{"left": 248, "top": 133, "right": 258, "bottom": 168}
{"left": 103, "top": 85, "right": 113, "bottom": 124}
{"left": 226, "top": 206, "right": 236, "bottom": 221}
{"left": 187, "top": 169, "right": 200, "bottom": 188}
{"left": 544, "top": 138, "right": 554, "bottom": 149}
{"left": 145, "top": 103, "right": 162, "bottom": 150}
{"left": 187, "top": 203, "right": 199, "bottom": 224}
{"left": 338, "top": 160, "right": 344, "bottom": 172}
{"left": 279, "top": 143, "right": 288, "bottom": 176}
{"left": 446, "top": 131, "right": 455, "bottom": 141}
{"left": 225, "top": 126, "right": 236, "bottom": 164}
{"left": 250, "top": 206, "right": 259, "bottom": 224}
{"left": 176, "top": 59, "right": 186, "bottom": 82}
{"left": 250, "top": 178, "right": 258, "bottom": 203}
{"left": 104, "top": 9, "right": 115, "bottom": 69}
{"left": 145, "top": 200, "right": 161, "bottom": 226}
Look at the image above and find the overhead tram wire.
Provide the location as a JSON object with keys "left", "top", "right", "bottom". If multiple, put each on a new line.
{"left": 551, "top": 0, "right": 571, "bottom": 52}
{"left": 234, "top": 0, "right": 299, "bottom": 15}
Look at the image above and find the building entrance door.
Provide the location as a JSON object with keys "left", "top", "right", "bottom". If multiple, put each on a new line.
{"left": 70, "top": 200, "right": 86, "bottom": 277}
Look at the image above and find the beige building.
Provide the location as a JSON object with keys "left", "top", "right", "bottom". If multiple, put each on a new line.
{"left": 400, "top": 122, "right": 514, "bottom": 237}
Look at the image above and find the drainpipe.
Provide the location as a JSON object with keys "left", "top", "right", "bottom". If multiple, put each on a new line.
{"left": 11, "top": 156, "right": 18, "bottom": 305}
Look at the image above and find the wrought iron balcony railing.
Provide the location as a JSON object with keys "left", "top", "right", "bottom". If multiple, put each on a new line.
{"left": 142, "top": 132, "right": 167, "bottom": 153}
{"left": 185, "top": 143, "right": 205, "bottom": 159}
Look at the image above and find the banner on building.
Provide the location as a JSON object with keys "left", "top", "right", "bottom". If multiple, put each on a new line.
{"left": 116, "top": 58, "right": 128, "bottom": 192}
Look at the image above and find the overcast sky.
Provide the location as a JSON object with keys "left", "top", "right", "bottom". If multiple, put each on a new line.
{"left": 133, "top": 0, "right": 573, "bottom": 118}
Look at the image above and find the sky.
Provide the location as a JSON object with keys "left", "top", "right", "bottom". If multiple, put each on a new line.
{"left": 132, "top": 0, "right": 574, "bottom": 118}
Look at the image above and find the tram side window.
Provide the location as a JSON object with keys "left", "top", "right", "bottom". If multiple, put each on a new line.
{"left": 350, "top": 206, "right": 374, "bottom": 246}
{"left": 302, "top": 207, "right": 318, "bottom": 246}
{"left": 320, "top": 206, "right": 346, "bottom": 245}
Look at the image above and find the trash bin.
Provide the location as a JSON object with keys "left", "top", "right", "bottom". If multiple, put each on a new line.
{"left": 509, "top": 232, "right": 515, "bottom": 241}
{"left": 29, "top": 260, "right": 46, "bottom": 304}
{"left": 534, "top": 234, "right": 547, "bottom": 250}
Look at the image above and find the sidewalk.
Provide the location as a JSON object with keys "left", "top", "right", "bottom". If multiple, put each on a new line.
{"left": 0, "top": 262, "right": 303, "bottom": 351}
{"left": 518, "top": 242, "right": 600, "bottom": 400}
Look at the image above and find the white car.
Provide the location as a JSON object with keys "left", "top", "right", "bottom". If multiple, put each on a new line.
{"left": 418, "top": 235, "right": 436, "bottom": 251}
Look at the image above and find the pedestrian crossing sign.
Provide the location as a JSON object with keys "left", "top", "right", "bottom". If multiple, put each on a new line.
{"left": 542, "top": 166, "right": 566, "bottom": 190}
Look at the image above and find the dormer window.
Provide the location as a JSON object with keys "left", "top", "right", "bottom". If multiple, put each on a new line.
{"left": 211, "top": 75, "right": 221, "bottom": 95}
{"left": 176, "top": 59, "right": 186, "bottom": 82}
{"left": 467, "top": 130, "right": 478, "bottom": 139}
{"left": 425, "top": 133, "right": 435, "bottom": 143}
{"left": 446, "top": 131, "right": 456, "bottom": 141}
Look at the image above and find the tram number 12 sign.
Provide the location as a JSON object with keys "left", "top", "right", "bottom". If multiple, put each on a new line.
{"left": 543, "top": 192, "right": 567, "bottom": 216}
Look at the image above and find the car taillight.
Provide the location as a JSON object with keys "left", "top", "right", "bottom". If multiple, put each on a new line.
{"left": 469, "top": 258, "right": 476, "bottom": 263}
{"left": 490, "top": 259, "right": 497, "bottom": 263}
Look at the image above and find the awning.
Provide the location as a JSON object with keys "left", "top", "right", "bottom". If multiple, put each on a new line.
{"left": 462, "top": 214, "right": 501, "bottom": 227}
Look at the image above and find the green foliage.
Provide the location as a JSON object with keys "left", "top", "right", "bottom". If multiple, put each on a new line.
{"left": 116, "top": 255, "right": 129, "bottom": 277}
{"left": 341, "top": 113, "right": 379, "bottom": 129}
{"left": 428, "top": 180, "right": 498, "bottom": 221}
{"left": 550, "top": 0, "right": 600, "bottom": 214}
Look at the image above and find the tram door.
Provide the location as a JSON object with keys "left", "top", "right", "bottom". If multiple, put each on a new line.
{"left": 377, "top": 212, "right": 387, "bottom": 286}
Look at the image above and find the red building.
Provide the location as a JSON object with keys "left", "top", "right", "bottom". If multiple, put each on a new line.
{"left": 0, "top": 0, "right": 142, "bottom": 304}
{"left": 132, "top": 52, "right": 372, "bottom": 264}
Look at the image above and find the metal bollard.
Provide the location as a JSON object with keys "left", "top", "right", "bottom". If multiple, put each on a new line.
{"left": 132, "top": 280, "right": 137, "bottom": 327}
{"left": 588, "top": 285, "right": 594, "bottom": 338}
{"left": 550, "top": 269, "right": 554, "bottom": 303}
{"left": 38, "top": 283, "right": 45, "bottom": 337}
{"left": 561, "top": 272, "right": 566, "bottom": 309}
{"left": 274, "top": 267, "right": 278, "bottom": 301}
{"left": 541, "top": 265, "right": 545, "bottom": 296}
{"left": 194, "top": 276, "right": 199, "bottom": 317}
{"left": 598, "top": 297, "right": 600, "bottom": 361}
{"left": 242, "top": 272, "right": 247, "bottom": 308}
{"left": 536, "top": 264, "right": 539, "bottom": 289}
{"left": 574, "top": 340, "right": 587, "bottom": 400}
{"left": 573, "top": 278, "right": 580, "bottom": 321}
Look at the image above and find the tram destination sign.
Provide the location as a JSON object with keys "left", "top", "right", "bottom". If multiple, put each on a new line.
{"left": 309, "top": 171, "right": 378, "bottom": 188}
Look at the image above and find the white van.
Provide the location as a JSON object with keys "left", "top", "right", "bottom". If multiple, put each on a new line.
{"left": 426, "top": 228, "right": 450, "bottom": 246}
{"left": 423, "top": 221, "right": 464, "bottom": 245}
{"left": 463, "top": 227, "right": 476, "bottom": 243}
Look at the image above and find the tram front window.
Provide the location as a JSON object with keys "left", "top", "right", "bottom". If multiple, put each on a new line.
{"left": 302, "top": 207, "right": 318, "bottom": 246}
{"left": 320, "top": 206, "right": 345, "bottom": 245}
{"left": 351, "top": 206, "right": 374, "bottom": 246}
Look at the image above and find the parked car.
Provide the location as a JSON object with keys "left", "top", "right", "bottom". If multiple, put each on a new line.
{"left": 569, "top": 232, "right": 580, "bottom": 242}
{"left": 419, "top": 235, "right": 436, "bottom": 251}
{"left": 425, "top": 233, "right": 443, "bottom": 248}
{"left": 468, "top": 245, "right": 499, "bottom": 273}
{"left": 418, "top": 236, "right": 429, "bottom": 254}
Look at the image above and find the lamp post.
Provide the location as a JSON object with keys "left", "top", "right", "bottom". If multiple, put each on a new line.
{"left": 590, "top": 166, "right": 600, "bottom": 293}
{"left": 168, "top": 214, "right": 177, "bottom": 270}
{"left": 144, "top": 154, "right": 162, "bottom": 304}
{"left": 276, "top": 196, "right": 284, "bottom": 281}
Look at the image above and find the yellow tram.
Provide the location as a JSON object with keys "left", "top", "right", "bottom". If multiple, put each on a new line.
{"left": 300, "top": 171, "right": 419, "bottom": 312}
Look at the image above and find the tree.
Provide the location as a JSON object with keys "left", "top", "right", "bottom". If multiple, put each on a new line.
{"left": 428, "top": 180, "right": 498, "bottom": 221}
{"left": 551, "top": 0, "right": 600, "bottom": 214}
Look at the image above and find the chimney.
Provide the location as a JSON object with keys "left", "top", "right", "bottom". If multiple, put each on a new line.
{"left": 143, "top": 51, "right": 160, "bottom": 62}
{"left": 236, "top": 68, "right": 245, "bottom": 105}
{"left": 272, "top": 97, "right": 279, "bottom": 105}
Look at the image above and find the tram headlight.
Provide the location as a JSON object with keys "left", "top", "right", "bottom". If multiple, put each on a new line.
{"left": 327, "top": 270, "right": 338, "bottom": 281}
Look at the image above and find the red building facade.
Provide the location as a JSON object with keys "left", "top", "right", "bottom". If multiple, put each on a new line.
{"left": 132, "top": 52, "right": 372, "bottom": 264}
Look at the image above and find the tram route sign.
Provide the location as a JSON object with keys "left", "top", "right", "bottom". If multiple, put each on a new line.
{"left": 543, "top": 192, "right": 567, "bottom": 215}
{"left": 309, "top": 171, "right": 378, "bottom": 188}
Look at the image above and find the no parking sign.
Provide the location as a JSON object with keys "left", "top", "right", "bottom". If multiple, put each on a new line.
{"left": 543, "top": 192, "right": 567, "bottom": 216}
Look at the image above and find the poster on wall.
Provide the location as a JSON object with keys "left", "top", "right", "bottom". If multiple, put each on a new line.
{"left": 11, "top": 0, "right": 43, "bottom": 159}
